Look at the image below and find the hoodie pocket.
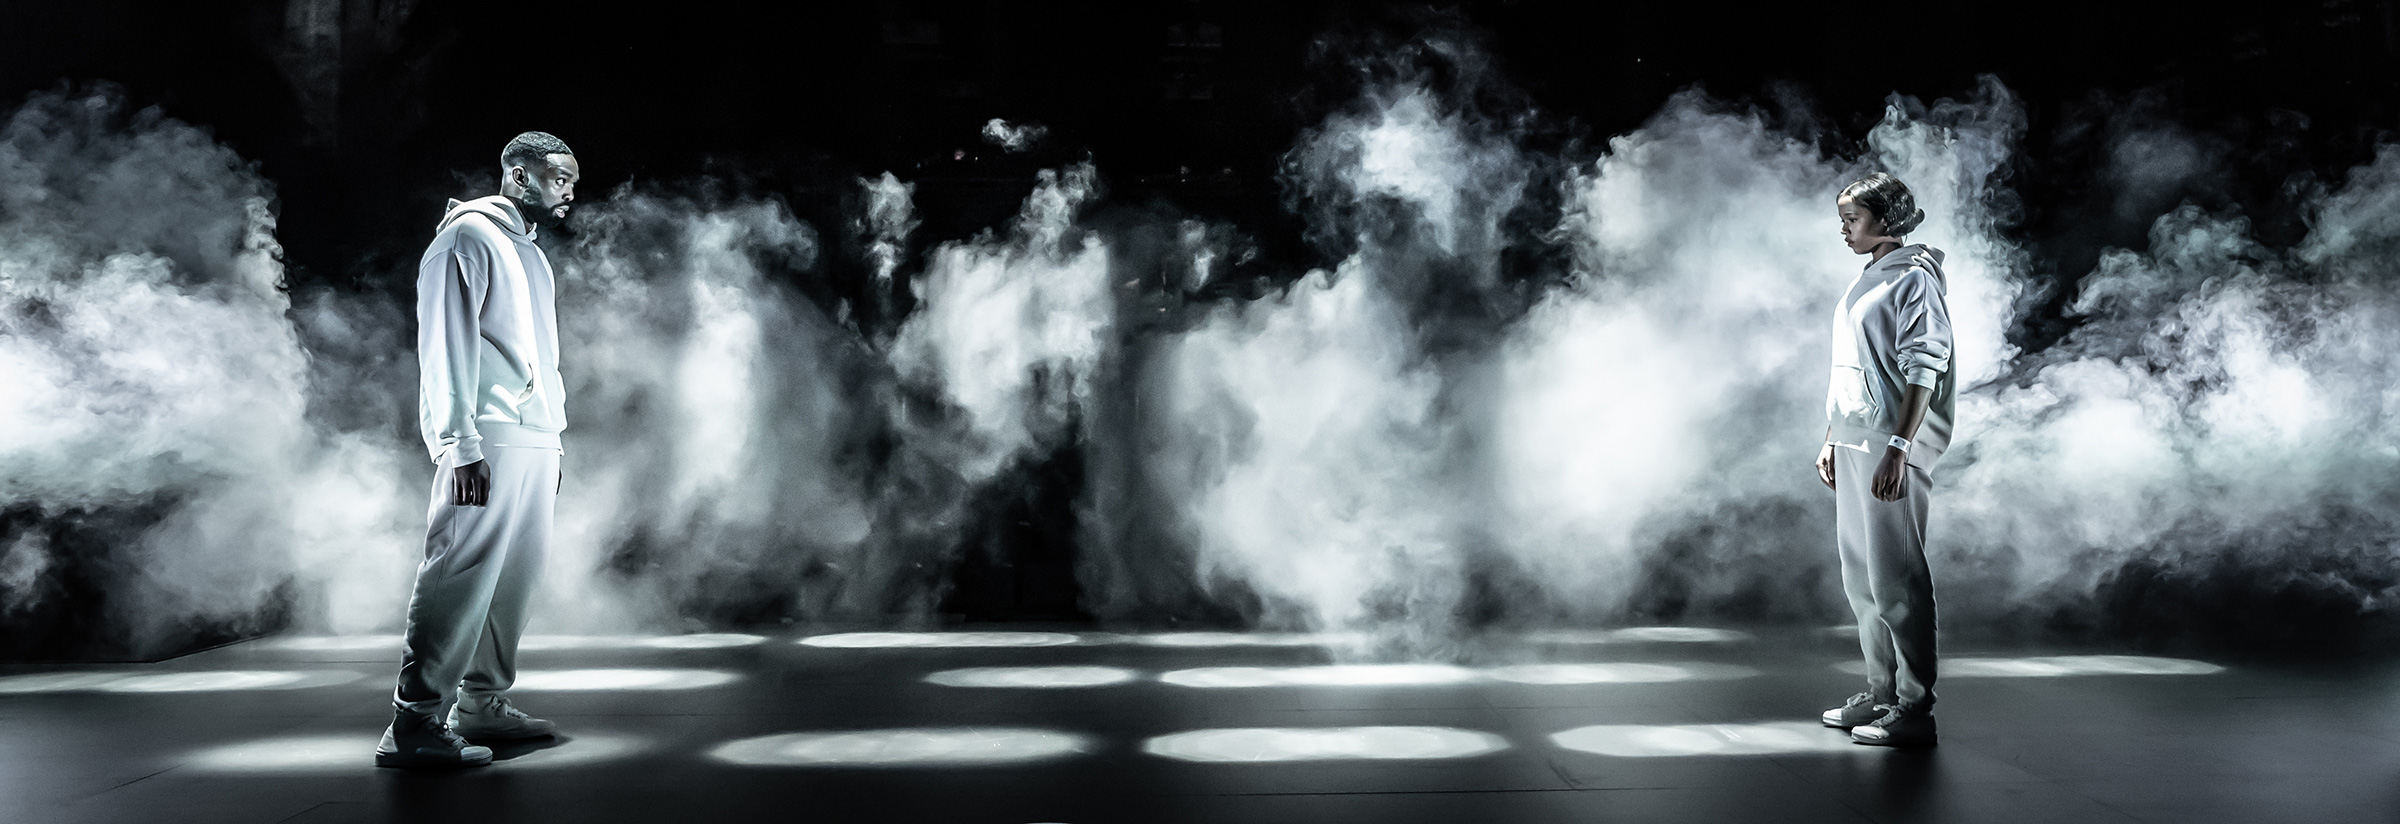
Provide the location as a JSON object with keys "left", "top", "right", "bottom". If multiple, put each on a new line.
{"left": 1829, "top": 365, "right": 1879, "bottom": 421}
{"left": 478, "top": 349, "right": 537, "bottom": 423}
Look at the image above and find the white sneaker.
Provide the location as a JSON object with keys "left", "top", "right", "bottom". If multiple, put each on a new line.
{"left": 376, "top": 710, "right": 493, "bottom": 769}
{"left": 1821, "top": 692, "right": 1888, "bottom": 729}
{"left": 449, "top": 693, "right": 556, "bottom": 740}
{"left": 1850, "top": 705, "right": 1938, "bottom": 747}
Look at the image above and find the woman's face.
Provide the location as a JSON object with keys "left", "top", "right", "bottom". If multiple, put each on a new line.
{"left": 1837, "top": 197, "right": 1888, "bottom": 255}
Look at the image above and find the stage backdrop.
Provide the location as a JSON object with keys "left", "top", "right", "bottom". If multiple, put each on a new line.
{"left": 3, "top": 1, "right": 2398, "bottom": 660}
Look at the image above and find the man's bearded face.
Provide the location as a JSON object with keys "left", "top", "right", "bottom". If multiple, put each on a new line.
{"left": 514, "top": 153, "right": 580, "bottom": 227}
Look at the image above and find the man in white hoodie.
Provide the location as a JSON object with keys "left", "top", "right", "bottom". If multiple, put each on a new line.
{"left": 378, "top": 132, "right": 578, "bottom": 769}
{"left": 1814, "top": 173, "right": 1954, "bottom": 748}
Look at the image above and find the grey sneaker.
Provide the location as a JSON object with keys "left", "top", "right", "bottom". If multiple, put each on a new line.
{"left": 376, "top": 709, "right": 493, "bottom": 769}
{"left": 1821, "top": 692, "right": 1888, "bottom": 729}
{"left": 449, "top": 693, "right": 556, "bottom": 741}
{"left": 1850, "top": 705, "right": 1937, "bottom": 747}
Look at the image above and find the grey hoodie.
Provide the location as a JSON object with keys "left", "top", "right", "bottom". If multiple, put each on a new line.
{"left": 1825, "top": 243, "right": 1955, "bottom": 469}
{"left": 417, "top": 195, "right": 565, "bottom": 467}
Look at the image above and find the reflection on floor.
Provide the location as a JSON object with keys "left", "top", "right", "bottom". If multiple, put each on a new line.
{"left": 4, "top": 627, "right": 2398, "bottom": 823}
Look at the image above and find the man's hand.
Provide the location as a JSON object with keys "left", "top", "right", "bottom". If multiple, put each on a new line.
{"left": 1871, "top": 448, "right": 1908, "bottom": 502}
{"left": 453, "top": 460, "right": 491, "bottom": 507}
{"left": 1816, "top": 442, "right": 1838, "bottom": 490}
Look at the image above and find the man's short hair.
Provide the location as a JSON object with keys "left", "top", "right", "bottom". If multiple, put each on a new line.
{"left": 501, "top": 131, "right": 573, "bottom": 171}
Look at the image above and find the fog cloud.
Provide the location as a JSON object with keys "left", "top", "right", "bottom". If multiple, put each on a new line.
{"left": 14, "top": 32, "right": 2400, "bottom": 658}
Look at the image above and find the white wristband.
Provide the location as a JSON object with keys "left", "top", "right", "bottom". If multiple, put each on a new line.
{"left": 1887, "top": 435, "right": 1912, "bottom": 453}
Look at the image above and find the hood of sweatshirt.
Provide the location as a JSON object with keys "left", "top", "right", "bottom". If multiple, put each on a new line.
{"left": 1868, "top": 243, "right": 1945, "bottom": 292}
{"left": 436, "top": 195, "right": 535, "bottom": 240}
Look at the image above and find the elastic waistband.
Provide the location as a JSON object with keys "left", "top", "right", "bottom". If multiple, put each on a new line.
{"left": 478, "top": 422, "right": 563, "bottom": 452}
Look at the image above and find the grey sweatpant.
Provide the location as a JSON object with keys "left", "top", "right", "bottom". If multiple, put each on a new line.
{"left": 392, "top": 446, "right": 558, "bottom": 717}
{"left": 1833, "top": 446, "right": 1938, "bottom": 711}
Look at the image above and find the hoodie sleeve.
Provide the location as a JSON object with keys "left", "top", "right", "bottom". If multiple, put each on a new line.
{"left": 418, "top": 229, "right": 492, "bottom": 467}
{"left": 1893, "top": 266, "right": 1954, "bottom": 389}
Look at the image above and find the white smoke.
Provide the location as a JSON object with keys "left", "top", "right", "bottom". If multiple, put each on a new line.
{"left": 545, "top": 193, "right": 879, "bottom": 627}
{"left": 0, "top": 532, "right": 51, "bottom": 614}
{"left": 891, "top": 163, "right": 1113, "bottom": 484}
{"left": 982, "top": 119, "right": 1048, "bottom": 153}
{"left": 0, "top": 90, "right": 419, "bottom": 653}
{"left": 1154, "top": 262, "right": 1458, "bottom": 645}
{"left": 1124, "top": 50, "right": 2400, "bottom": 649}
{"left": 1492, "top": 79, "right": 2026, "bottom": 624}
{"left": 1123, "top": 58, "right": 2034, "bottom": 651}
{"left": 857, "top": 171, "right": 917, "bottom": 326}
{"left": 0, "top": 85, "right": 1124, "bottom": 651}
{"left": 1308, "top": 87, "right": 1525, "bottom": 256}
{"left": 19, "top": 35, "right": 2400, "bottom": 660}
{"left": 1937, "top": 187, "right": 2400, "bottom": 623}
{"left": 1128, "top": 48, "right": 1532, "bottom": 655}
{"left": 529, "top": 164, "right": 1113, "bottom": 625}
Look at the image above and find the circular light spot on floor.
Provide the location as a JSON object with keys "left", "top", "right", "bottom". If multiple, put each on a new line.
{"left": 709, "top": 728, "right": 1091, "bottom": 767}
{"left": 1551, "top": 722, "right": 1856, "bottom": 757}
{"left": 1143, "top": 726, "right": 1508, "bottom": 762}
{"left": 490, "top": 733, "right": 648, "bottom": 769}
{"left": 0, "top": 672, "right": 127, "bottom": 694}
{"left": 510, "top": 669, "right": 739, "bottom": 691}
{"left": 1524, "top": 627, "right": 1752, "bottom": 645}
{"left": 258, "top": 635, "right": 403, "bottom": 652}
{"left": 1131, "top": 632, "right": 1363, "bottom": 648}
{"left": 925, "top": 666, "right": 1139, "bottom": 688}
{"left": 1956, "top": 655, "right": 2225, "bottom": 677}
{"left": 261, "top": 634, "right": 767, "bottom": 653}
{"left": 516, "top": 634, "right": 771, "bottom": 650}
{"left": 798, "top": 632, "right": 1082, "bottom": 648}
{"left": 637, "top": 634, "right": 769, "bottom": 650}
{"left": 182, "top": 732, "right": 648, "bottom": 773}
{"left": 1159, "top": 664, "right": 1479, "bottom": 688}
{"left": 517, "top": 635, "right": 642, "bottom": 651}
{"left": 1832, "top": 655, "right": 2224, "bottom": 678}
{"left": 186, "top": 734, "right": 379, "bottom": 773}
{"left": 103, "top": 670, "right": 365, "bottom": 693}
{"left": 1484, "top": 662, "right": 1759, "bottom": 685}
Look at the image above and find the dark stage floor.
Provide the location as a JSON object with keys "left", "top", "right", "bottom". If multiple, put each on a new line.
{"left": 4, "top": 626, "right": 2398, "bottom": 823}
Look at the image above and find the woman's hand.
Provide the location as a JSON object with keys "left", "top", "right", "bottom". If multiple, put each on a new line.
{"left": 452, "top": 459, "right": 490, "bottom": 507}
{"left": 1872, "top": 448, "right": 1908, "bottom": 501}
{"left": 1816, "top": 442, "right": 1837, "bottom": 490}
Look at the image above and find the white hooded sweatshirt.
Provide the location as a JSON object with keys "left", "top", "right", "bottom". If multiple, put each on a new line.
{"left": 417, "top": 195, "right": 566, "bottom": 468}
{"left": 1825, "top": 243, "right": 1955, "bottom": 469}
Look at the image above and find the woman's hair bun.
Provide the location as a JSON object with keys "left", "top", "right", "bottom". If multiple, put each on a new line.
{"left": 1840, "top": 173, "right": 1923, "bottom": 237}
{"left": 1886, "top": 206, "right": 1925, "bottom": 236}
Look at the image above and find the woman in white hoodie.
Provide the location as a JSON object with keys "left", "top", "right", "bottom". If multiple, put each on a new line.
{"left": 1814, "top": 173, "right": 1954, "bottom": 747}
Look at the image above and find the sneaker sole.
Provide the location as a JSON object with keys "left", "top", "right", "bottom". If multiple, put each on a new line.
{"left": 458, "top": 729, "right": 556, "bottom": 742}
{"left": 1823, "top": 710, "right": 1884, "bottom": 729}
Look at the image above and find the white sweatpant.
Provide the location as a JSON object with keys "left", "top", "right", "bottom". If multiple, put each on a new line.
{"left": 1833, "top": 446, "right": 1938, "bottom": 711}
{"left": 392, "top": 446, "right": 558, "bottom": 717}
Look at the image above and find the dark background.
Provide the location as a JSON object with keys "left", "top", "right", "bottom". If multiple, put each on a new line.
{"left": 3, "top": 0, "right": 2398, "bottom": 653}
{"left": 7, "top": 1, "right": 2396, "bottom": 305}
